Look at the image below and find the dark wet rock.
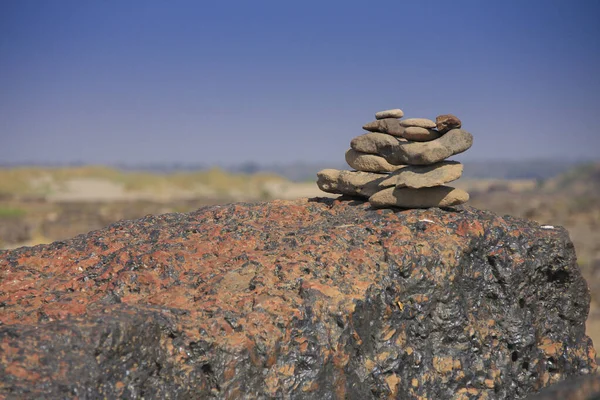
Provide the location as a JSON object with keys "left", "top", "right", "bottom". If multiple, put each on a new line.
{"left": 527, "top": 373, "right": 600, "bottom": 399}
{"left": 0, "top": 199, "right": 596, "bottom": 399}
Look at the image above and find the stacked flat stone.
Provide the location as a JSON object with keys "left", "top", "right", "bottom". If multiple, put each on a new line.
{"left": 317, "top": 109, "right": 473, "bottom": 208}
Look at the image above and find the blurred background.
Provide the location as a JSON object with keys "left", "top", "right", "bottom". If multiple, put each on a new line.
{"left": 1, "top": 0, "right": 599, "bottom": 341}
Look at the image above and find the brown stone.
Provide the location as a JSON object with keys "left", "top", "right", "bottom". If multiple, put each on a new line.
{"left": 436, "top": 114, "right": 462, "bottom": 133}
{"left": 316, "top": 168, "right": 393, "bottom": 197}
{"left": 399, "top": 118, "right": 437, "bottom": 129}
{"left": 380, "top": 161, "right": 463, "bottom": 188}
{"left": 375, "top": 109, "right": 404, "bottom": 119}
{"left": 369, "top": 185, "right": 469, "bottom": 208}
{"left": 352, "top": 129, "right": 473, "bottom": 166}
{"left": 403, "top": 126, "right": 441, "bottom": 142}
{"left": 362, "top": 118, "right": 405, "bottom": 137}
{"left": 345, "top": 149, "right": 404, "bottom": 173}
{"left": 350, "top": 132, "right": 404, "bottom": 157}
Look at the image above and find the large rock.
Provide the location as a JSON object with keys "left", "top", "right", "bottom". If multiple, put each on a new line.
{"left": 0, "top": 199, "right": 596, "bottom": 399}
{"left": 369, "top": 185, "right": 470, "bottom": 208}
{"left": 345, "top": 149, "right": 405, "bottom": 173}
{"left": 362, "top": 119, "right": 405, "bottom": 137}
{"left": 353, "top": 129, "right": 473, "bottom": 166}
{"left": 380, "top": 160, "right": 463, "bottom": 188}
{"left": 317, "top": 169, "right": 392, "bottom": 197}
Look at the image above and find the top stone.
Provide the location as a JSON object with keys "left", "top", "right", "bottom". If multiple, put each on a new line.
{"left": 436, "top": 114, "right": 462, "bottom": 133}
{"left": 375, "top": 109, "right": 404, "bottom": 120}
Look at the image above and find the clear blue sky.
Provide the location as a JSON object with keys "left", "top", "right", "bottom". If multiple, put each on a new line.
{"left": 1, "top": 0, "right": 599, "bottom": 165}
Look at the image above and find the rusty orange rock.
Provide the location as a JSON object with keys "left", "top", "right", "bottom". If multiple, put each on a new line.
{"left": 0, "top": 198, "right": 596, "bottom": 398}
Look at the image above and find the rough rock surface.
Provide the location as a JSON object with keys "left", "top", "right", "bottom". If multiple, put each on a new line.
{"left": 352, "top": 129, "right": 473, "bottom": 166}
{"left": 376, "top": 109, "right": 404, "bottom": 119}
{"left": 317, "top": 169, "right": 392, "bottom": 198}
{"left": 369, "top": 185, "right": 470, "bottom": 208}
{"left": 380, "top": 161, "right": 463, "bottom": 189}
{"left": 345, "top": 149, "right": 405, "bottom": 173}
{"left": 0, "top": 199, "right": 596, "bottom": 399}
{"left": 436, "top": 114, "right": 462, "bottom": 133}
{"left": 351, "top": 132, "right": 404, "bottom": 157}
{"left": 363, "top": 119, "right": 405, "bottom": 137}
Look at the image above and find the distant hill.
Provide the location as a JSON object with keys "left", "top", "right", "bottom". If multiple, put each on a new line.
{"left": 542, "top": 162, "right": 600, "bottom": 195}
{"left": 2, "top": 159, "right": 597, "bottom": 182}
{"left": 460, "top": 160, "right": 588, "bottom": 180}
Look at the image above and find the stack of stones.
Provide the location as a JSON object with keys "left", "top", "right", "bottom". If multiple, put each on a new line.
{"left": 317, "top": 108, "right": 473, "bottom": 208}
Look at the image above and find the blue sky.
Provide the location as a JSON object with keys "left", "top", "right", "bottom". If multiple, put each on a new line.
{"left": 1, "top": 0, "right": 599, "bottom": 165}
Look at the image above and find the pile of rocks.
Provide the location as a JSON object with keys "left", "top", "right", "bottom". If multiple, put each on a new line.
{"left": 317, "top": 108, "right": 473, "bottom": 208}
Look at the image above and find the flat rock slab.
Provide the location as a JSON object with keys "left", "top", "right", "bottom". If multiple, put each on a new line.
{"left": 381, "top": 160, "right": 463, "bottom": 188}
{"left": 400, "top": 118, "right": 437, "bottom": 129}
{"left": 345, "top": 149, "right": 404, "bottom": 173}
{"left": 353, "top": 129, "right": 473, "bottom": 165}
{"left": 317, "top": 168, "right": 392, "bottom": 197}
{"left": 0, "top": 200, "right": 596, "bottom": 398}
{"left": 376, "top": 108, "right": 404, "bottom": 119}
{"left": 403, "top": 126, "right": 442, "bottom": 142}
{"left": 369, "top": 185, "right": 470, "bottom": 208}
{"left": 363, "top": 118, "right": 405, "bottom": 136}
{"left": 317, "top": 162, "right": 462, "bottom": 196}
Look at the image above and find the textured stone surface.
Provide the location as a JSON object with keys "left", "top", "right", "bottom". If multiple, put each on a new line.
{"left": 352, "top": 129, "right": 473, "bottom": 166}
{"left": 317, "top": 169, "right": 392, "bottom": 198}
{"left": 400, "top": 118, "right": 437, "bottom": 129}
{"left": 391, "top": 128, "right": 473, "bottom": 165}
{"left": 436, "top": 114, "right": 462, "bottom": 133}
{"left": 351, "top": 132, "right": 404, "bottom": 156}
{"left": 0, "top": 199, "right": 596, "bottom": 399}
{"left": 369, "top": 185, "right": 470, "bottom": 208}
{"left": 403, "top": 126, "right": 441, "bottom": 142}
{"left": 375, "top": 109, "right": 404, "bottom": 119}
{"left": 345, "top": 149, "right": 405, "bottom": 173}
{"left": 363, "top": 119, "right": 405, "bottom": 137}
{"left": 380, "top": 161, "right": 463, "bottom": 188}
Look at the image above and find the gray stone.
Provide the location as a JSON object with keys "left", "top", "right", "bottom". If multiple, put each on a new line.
{"left": 362, "top": 119, "right": 404, "bottom": 137}
{"left": 375, "top": 108, "right": 404, "bottom": 119}
{"left": 316, "top": 169, "right": 394, "bottom": 198}
{"left": 369, "top": 185, "right": 469, "bottom": 208}
{"left": 403, "top": 126, "right": 441, "bottom": 142}
{"left": 345, "top": 149, "right": 405, "bottom": 173}
{"left": 391, "top": 128, "right": 472, "bottom": 165}
{"left": 399, "top": 118, "right": 436, "bottom": 129}
{"left": 436, "top": 114, "right": 462, "bottom": 133}
{"left": 381, "top": 161, "right": 463, "bottom": 188}
{"left": 350, "top": 132, "right": 405, "bottom": 158}
{"left": 352, "top": 129, "right": 472, "bottom": 166}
